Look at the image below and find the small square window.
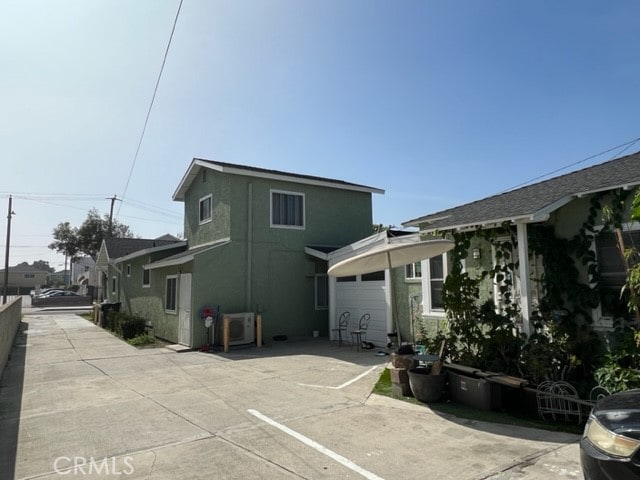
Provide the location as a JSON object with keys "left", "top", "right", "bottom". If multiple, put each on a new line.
{"left": 405, "top": 262, "right": 422, "bottom": 279}
{"left": 271, "top": 190, "right": 304, "bottom": 228}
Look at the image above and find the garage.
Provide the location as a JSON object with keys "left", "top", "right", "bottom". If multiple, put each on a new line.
{"left": 332, "top": 272, "right": 390, "bottom": 348}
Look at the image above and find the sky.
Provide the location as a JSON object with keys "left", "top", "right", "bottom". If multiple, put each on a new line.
{"left": 1, "top": 0, "right": 640, "bottom": 271}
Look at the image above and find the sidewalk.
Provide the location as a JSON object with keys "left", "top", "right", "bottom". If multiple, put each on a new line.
{"left": 0, "top": 312, "right": 582, "bottom": 479}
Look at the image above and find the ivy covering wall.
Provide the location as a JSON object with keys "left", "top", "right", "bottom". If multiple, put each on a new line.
{"left": 425, "top": 188, "right": 638, "bottom": 394}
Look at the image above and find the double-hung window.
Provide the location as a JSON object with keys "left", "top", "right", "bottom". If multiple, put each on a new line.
{"left": 423, "top": 254, "right": 446, "bottom": 314}
{"left": 165, "top": 276, "right": 177, "bottom": 313}
{"left": 199, "top": 194, "right": 212, "bottom": 224}
{"left": 271, "top": 190, "right": 304, "bottom": 228}
{"left": 596, "top": 228, "right": 640, "bottom": 320}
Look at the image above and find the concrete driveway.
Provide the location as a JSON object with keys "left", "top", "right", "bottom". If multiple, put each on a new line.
{"left": 0, "top": 312, "right": 583, "bottom": 479}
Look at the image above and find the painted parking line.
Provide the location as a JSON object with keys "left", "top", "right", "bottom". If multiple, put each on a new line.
{"left": 247, "top": 409, "right": 384, "bottom": 480}
{"left": 298, "top": 365, "right": 379, "bottom": 390}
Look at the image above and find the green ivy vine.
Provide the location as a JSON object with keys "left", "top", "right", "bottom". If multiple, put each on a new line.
{"left": 439, "top": 189, "right": 633, "bottom": 391}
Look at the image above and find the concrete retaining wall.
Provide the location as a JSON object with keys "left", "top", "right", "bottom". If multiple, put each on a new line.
{"left": 0, "top": 297, "right": 22, "bottom": 380}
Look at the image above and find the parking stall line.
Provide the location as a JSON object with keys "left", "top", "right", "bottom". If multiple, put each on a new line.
{"left": 298, "top": 365, "right": 379, "bottom": 390}
{"left": 247, "top": 409, "right": 384, "bottom": 480}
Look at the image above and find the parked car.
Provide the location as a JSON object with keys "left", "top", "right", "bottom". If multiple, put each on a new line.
{"left": 580, "top": 389, "right": 640, "bottom": 479}
{"left": 30, "top": 287, "right": 60, "bottom": 298}
{"left": 39, "top": 290, "right": 79, "bottom": 298}
{"left": 34, "top": 289, "right": 66, "bottom": 298}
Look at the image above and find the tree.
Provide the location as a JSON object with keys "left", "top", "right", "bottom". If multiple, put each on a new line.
{"left": 49, "top": 209, "right": 135, "bottom": 260}
{"left": 49, "top": 221, "right": 80, "bottom": 262}
{"left": 15, "top": 260, "right": 54, "bottom": 273}
{"left": 32, "top": 260, "right": 55, "bottom": 273}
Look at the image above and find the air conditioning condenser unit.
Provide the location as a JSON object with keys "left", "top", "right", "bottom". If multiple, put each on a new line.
{"left": 221, "top": 312, "right": 255, "bottom": 346}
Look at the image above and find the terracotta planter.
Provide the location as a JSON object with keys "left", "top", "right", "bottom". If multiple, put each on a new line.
{"left": 408, "top": 368, "right": 446, "bottom": 403}
{"left": 390, "top": 353, "right": 416, "bottom": 369}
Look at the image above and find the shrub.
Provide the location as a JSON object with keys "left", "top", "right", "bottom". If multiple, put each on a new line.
{"left": 106, "top": 312, "right": 147, "bottom": 340}
{"left": 594, "top": 327, "right": 640, "bottom": 393}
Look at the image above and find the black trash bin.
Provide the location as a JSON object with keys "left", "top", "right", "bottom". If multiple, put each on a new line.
{"left": 100, "top": 302, "right": 121, "bottom": 328}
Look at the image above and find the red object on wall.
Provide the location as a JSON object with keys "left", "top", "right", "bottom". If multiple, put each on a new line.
{"left": 201, "top": 307, "right": 215, "bottom": 318}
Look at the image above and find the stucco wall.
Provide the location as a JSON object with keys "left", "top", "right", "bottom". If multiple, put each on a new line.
{"left": 0, "top": 297, "right": 22, "bottom": 380}
{"left": 179, "top": 171, "right": 375, "bottom": 345}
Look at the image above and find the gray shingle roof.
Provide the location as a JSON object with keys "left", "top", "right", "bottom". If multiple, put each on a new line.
{"left": 403, "top": 151, "right": 640, "bottom": 232}
{"left": 173, "top": 158, "right": 385, "bottom": 201}
{"left": 104, "top": 237, "right": 180, "bottom": 260}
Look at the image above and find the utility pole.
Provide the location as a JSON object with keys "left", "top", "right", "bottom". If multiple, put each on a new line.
{"left": 3, "top": 196, "right": 15, "bottom": 304}
{"left": 106, "top": 195, "right": 119, "bottom": 238}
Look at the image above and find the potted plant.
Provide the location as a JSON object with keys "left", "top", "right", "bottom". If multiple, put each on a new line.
{"left": 408, "top": 341, "right": 446, "bottom": 403}
{"left": 390, "top": 344, "right": 416, "bottom": 369}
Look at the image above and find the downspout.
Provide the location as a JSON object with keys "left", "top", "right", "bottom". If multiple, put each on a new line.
{"left": 246, "top": 183, "right": 253, "bottom": 311}
{"left": 516, "top": 222, "right": 532, "bottom": 336}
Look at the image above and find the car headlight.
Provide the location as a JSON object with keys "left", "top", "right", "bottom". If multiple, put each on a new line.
{"left": 584, "top": 417, "right": 640, "bottom": 458}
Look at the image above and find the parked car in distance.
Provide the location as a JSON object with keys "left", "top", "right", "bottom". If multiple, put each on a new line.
{"left": 30, "top": 288, "right": 60, "bottom": 298}
{"left": 39, "top": 290, "right": 79, "bottom": 298}
{"left": 580, "top": 389, "right": 640, "bottom": 479}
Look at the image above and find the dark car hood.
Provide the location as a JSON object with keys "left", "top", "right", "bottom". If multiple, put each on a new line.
{"left": 593, "top": 389, "right": 640, "bottom": 441}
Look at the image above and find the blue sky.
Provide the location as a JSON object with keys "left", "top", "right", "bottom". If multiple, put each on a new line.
{"left": 1, "top": 0, "right": 639, "bottom": 269}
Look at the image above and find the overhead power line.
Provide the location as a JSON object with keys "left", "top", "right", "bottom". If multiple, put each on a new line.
{"left": 505, "top": 136, "right": 640, "bottom": 192}
{"left": 117, "top": 0, "right": 184, "bottom": 217}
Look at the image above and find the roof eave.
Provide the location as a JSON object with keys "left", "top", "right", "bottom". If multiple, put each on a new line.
{"left": 113, "top": 241, "right": 187, "bottom": 264}
{"left": 173, "top": 158, "right": 385, "bottom": 201}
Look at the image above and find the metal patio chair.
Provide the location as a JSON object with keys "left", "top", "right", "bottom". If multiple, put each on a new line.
{"left": 331, "top": 311, "right": 350, "bottom": 347}
{"left": 351, "top": 313, "right": 371, "bottom": 351}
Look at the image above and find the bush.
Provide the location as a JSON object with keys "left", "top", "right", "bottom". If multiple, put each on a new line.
{"left": 594, "top": 327, "right": 640, "bottom": 393}
{"left": 106, "top": 312, "right": 147, "bottom": 340}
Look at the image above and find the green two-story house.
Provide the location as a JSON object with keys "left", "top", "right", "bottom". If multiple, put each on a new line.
{"left": 132, "top": 159, "right": 384, "bottom": 348}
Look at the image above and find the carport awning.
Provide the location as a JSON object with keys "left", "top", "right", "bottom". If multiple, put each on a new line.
{"left": 145, "top": 238, "right": 230, "bottom": 270}
{"left": 304, "top": 245, "right": 341, "bottom": 261}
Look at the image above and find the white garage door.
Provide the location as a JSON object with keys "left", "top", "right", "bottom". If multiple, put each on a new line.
{"left": 334, "top": 276, "right": 389, "bottom": 348}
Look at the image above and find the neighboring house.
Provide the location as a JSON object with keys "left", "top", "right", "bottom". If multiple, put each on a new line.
{"left": 0, "top": 265, "right": 49, "bottom": 295}
{"left": 402, "top": 151, "right": 640, "bottom": 337}
{"left": 95, "top": 236, "right": 185, "bottom": 306}
{"left": 137, "top": 159, "right": 383, "bottom": 348}
{"left": 71, "top": 256, "right": 96, "bottom": 285}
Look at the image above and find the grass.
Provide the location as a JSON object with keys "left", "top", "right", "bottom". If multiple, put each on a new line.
{"left": 127, "top": 334, "right": 156, "bottom": 346}
{"left": 373, "top": 368, "right": 584, "bottom": 435}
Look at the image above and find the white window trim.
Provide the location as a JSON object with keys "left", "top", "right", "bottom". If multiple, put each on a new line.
{"left": 591, "top": 223, "right": 639, "bottom": 330}
{"left": 405, "top": 261, "right": 422, "bottom": 281}
{"left": 165, "top": 275, "right": 178, "bottom": 314}
{"left": 199, "top": 194, "right": 212, "bottom": 225}
{"left": 421, "top": 253, "right": 448, "bottom": 316}
{"left": 270, "top": 189, "right": 305, "bottom": 230}
{"left": 111, "top": 276, "right": 117, "bottom": 296}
